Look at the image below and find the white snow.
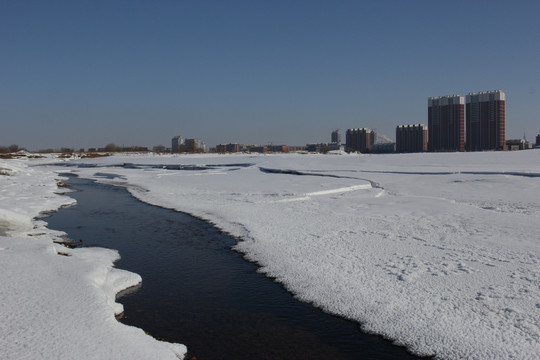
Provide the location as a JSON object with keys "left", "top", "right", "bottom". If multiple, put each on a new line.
{"left": 2, "top": 150, "right": 540, "bottom": 359}
{"left": 0, "top": 155, "right": 187, "bottom": 360}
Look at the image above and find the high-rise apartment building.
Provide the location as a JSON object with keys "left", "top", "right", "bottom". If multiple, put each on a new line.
{"left": 184, "top": 138, "right": 206, "bottom": 153}
{"left": 171, "top": 135, "right": 183, "bottom": 153}
{"left": 331, "top": 129, "right": 341, "bottom": 145}
{"left": 396, "top": 124, "right": 427, "bottom": 153}
{"left": 346, "top": 128, "right": 373, "bottom": 153}
{"left": 466, "top": 90, "right": 505, "bottom": 151}
{"left": 428, "top": 95, "right": 464, "bottom": 152}
{"left": 370, "top": 129, "right": 377, "bottom": 147}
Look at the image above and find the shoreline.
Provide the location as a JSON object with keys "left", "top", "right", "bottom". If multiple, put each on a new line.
{"left": 0, "top": 156, "right": 187, "bottom": 360}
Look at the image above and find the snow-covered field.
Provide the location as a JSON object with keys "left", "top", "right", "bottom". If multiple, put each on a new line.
{"left": 1, "top": 150, "right": 539, "bottom": 359}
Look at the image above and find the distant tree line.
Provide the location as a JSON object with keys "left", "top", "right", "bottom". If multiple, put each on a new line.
{"left": 37, "top": 147, "right": 76, "bottom": 154}
{"left": 86, "top": 144, "right": 150, "bottom": 152}
{"left": 1, "top": 143, "right": 172, "bottom": 154}
{"left": 0, "top": 144, "right": 27, "bottom": 153}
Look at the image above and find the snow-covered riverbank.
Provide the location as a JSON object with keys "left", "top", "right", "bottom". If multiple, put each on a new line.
{"left": 0, "top": 155, "right": 186, "bottom": 360}
{"left": 2, "top": 150, "right": 539, "bottom": 359}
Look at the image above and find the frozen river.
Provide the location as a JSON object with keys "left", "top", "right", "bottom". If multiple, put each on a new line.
{"left": 2, "top": 151, "right": 539, "bottom": 359}
{"left": 46, "top": 175, "right": 421, "bottom": 359}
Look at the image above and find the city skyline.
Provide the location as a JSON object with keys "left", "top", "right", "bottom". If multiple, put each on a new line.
{"left": 2, "top": 1, "right": 539, "bottom": 150}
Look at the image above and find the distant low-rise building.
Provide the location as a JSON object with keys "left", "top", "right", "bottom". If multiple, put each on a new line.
{"left": 536, "top": 134, "right": 540, "bottom": 147}
{"left": 287, "top": 145, "right": 307, "bottom": 152}
{"left": 268, "top": 145, "right": 289, "bottom": 153}
{"left": 248, "top": 145, "right": 268, "bottom": 153}
{"left": 506, "top": 139, "right": 525, "bottom": 151}
{"left": 327, "top": 143, "right": 344, "bottom": 151}
{"left": 216, "top": 143, "right": 240, "bottom": 153}
{"left": 371, "top": 142, "right": 396, "bottom": 153}
{"left": 306, "top": 143, "right": 325, "bottom": 152}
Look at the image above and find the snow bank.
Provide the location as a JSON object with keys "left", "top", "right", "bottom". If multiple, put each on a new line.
{"left": 64, "top": 150, "right": 540, "bottom": 359}
{"left": 0, "top": 156, "right": 186, "bottom": 360}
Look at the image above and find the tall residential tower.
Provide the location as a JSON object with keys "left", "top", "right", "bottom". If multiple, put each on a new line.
{"left": 428, "top": 95, "right": 464, "bottom": 152}
{"left": 466, "top": 90, "right": 506, "bottom": 151}
{"left": 396, "top": 124, "right": 427, "bottom": 153}
{"left": 331, "top": 129, "right": 341, "bottom": 145}
{"left": 346, "top": 128, "right": 374, "bottom": 153}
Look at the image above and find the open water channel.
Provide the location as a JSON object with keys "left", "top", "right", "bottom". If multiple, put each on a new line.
{"left": 46, "top": 174, "right": 425, "bottom": 360}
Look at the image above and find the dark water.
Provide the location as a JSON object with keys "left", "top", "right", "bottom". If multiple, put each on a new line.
{"left": 46, "top": 175, "right": 425, "bottom": 360}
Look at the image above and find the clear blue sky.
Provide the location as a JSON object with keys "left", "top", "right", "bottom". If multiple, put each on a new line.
{"left": 2, "top": 0, "right": 539, "bottom": 150}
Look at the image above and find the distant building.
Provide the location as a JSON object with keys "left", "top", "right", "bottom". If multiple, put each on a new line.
{"left": 428, "top": 95, "right": 464, "bottom": 152}
{"left": 331, "top": 130, "right": 341, "bottom": 145}
{"left": 216, "top": 143, "right": 240, "bottom": 153}
{"left": 287, "top": 145, "right": 307, "bottom": 152}
{"left": 171, "top": 135, "right": 184, "bottom": 153}
{"left": 267, "top": 145, "right": 288, "bottom": 153}
{"left": 328, "top": 143, "right": 344, "bottom": 151}
{"left": 536, "top": 134, "right": 540, "bottom": 147}
{"left": 346, "top": 128, "right": 374, "bottom": 153}
{"left": 247, "top": 145, "right": 268, "bottom": 153}
{"left": 184, "top": 138, "right": 206, "bottom": 153}
{"left": 506, "top": 139, "right": 525, "bottom": 151}
{"left": 396, "top": 124, "right": 427, "bottom": 153}
{"left": 253, "top": 146, "right": 268, "bottom": 153}
{"left": 523, "top": 134, "right": 533, "bottom": 150}
{"left": 371, "top": 142, "right": 396, "bottom": 153}
{"left": 306, "top": 143, "right": 325, "bottom": 152}
{"left": 466, "top": 90, "right": 506, "bottom": 151}
{"left": 172, "top": 135, "right": 206, "bottom": 153}
{"left": 370, "top": 130, "right": 377, "bottom": 147}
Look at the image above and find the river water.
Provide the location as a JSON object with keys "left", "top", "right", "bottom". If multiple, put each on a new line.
{"left": 46, "top": 175, "right": 424, "bottom": 360}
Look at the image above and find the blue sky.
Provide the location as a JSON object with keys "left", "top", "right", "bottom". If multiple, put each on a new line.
{"left": 1, "top": 0, "right": 539, "bottom": 150}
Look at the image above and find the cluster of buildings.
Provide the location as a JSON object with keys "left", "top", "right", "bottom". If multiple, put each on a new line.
{"left": 303, "top": 130, "right": 344, "bottom": 153}
{"left": 394, "top": 90, "right": 506, "bottom": 153}
{"left": 425, "top": 90, "right": 506, "bottom": 152}
{"left": 170, "top": 89, "right": 537, "bottom": 155}
{"left": 171, "top": 135, "right": 206, "bottom": 153}
{"left": 393, "top": 89, "right": 533, "bottom": 153}
{"left": 339, "top": 89, "right": 535, "bottom": 154}
{"left": 215, "top": 143, "right": 291, "bottom": 153}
